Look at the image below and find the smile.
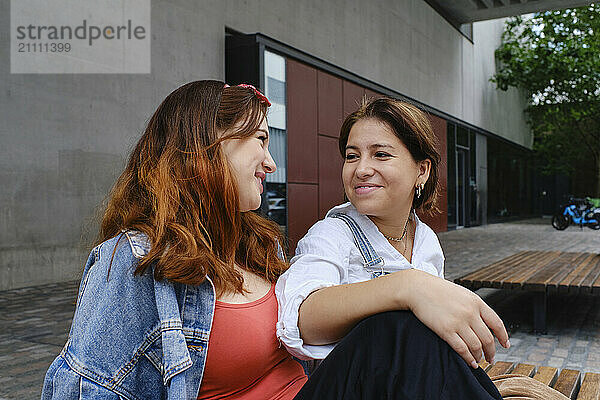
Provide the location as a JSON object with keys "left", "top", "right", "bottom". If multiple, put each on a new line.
{"left": 255, "top": 171, "right": 265, "bottom": 194}
{"left": 354, "top": 184, "right": 382, "bottom": 195}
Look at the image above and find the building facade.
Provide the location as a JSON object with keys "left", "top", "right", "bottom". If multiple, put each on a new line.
{"left": 0, "top": 0, "right": 533, "bottom": 290}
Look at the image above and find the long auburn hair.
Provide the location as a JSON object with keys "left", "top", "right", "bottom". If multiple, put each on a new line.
{"left": 98, "top": 80, "right": 287, "bottom": 295}
{"left": 339, "top": 97, "right": 441, "bottom": 214}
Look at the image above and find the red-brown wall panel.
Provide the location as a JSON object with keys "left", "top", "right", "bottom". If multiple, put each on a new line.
{"left": 318, "top": 136, "right": 345, "bottom": 218}
{"left": 364, "top": 88, "right": 384, "bottom": 101}
{"left": 317, "top": 71, "right": 343, "bottom": 138}
{"left": 287, "top": 59, "right": 318, "bottom": 184}
{"left": 287, "top": 183, "right": 319, "bottom": 255}
{"left": 417, "top": 114, "right": 448, "bottom": 233}
{"left": 342, "top": 80, "right": 365, "bottom": 117}
{"left": 287, "top": 58, "right": 449, "bottom": 255}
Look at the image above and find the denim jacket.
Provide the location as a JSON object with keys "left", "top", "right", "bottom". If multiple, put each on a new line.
{"left": 42, "top": 231, "right": 216, "bottom": 400}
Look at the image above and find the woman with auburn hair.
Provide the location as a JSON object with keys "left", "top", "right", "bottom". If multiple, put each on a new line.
{"left": 277, "top": 97, "right": 509, "bottom": 399}
{"left": 42, "top": 80, "right": 307, "bottom": 399}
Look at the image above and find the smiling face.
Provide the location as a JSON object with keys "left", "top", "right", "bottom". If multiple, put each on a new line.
{"left": 342, "top": 118, "right": 431, "bottom": 221}
{"left": 221, "top": 118, "right": 276, "bottom": 212}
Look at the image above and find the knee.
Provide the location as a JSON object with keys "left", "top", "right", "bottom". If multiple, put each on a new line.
{"left": 351, "top": 310, "right": 431, "bottom": 342}
{"left": 335, "top": 311, "right": 444, "bottom": 370}
{"left": 359, "top": 310, "right": 422, "bottom": 329}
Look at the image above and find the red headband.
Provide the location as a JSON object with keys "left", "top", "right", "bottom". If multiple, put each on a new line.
{"left": 223, "top": 83, "right": 271, "bottom": 107}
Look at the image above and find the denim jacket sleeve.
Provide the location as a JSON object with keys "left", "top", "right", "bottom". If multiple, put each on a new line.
{"left": 41, "top": 234, "right": 194, "bottom": 400}
{"left": 42, "top": 355, "right": 124, "bottom": 400}
{"left": 41, "top": 248, "right": 130, "bottom": 399}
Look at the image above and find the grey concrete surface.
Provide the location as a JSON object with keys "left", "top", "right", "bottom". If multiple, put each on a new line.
{"left": 430, "top": 0, "right": 595, "bottom": 24}
{"left": 1, "top": 0, "right": 532, "bottom": 290}
{"left": 1, "top": 219, "right": 599, "bottom": 399}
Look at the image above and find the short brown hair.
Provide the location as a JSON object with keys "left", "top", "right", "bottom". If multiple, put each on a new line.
{"left": 339, "top": 97, "right": 441, "bottom": 213}
{"left": 99, "top": 80, "right": 287, "bottom": 295}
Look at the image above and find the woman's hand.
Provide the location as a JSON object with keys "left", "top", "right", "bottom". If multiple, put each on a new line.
{"left": 398, "top": 269, "right": 510, "bottom": 368}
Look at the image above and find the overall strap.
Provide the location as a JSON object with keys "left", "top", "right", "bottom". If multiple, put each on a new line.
{"left": 330, "top": 213, "right": 384, "bottom": 268}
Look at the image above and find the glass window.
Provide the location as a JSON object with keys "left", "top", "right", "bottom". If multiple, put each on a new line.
{"left": 265, "top": 51, "right": 286, "bottom": 131}
{"left": 457, "top": 126, "right": 469, "bottom": 147}
{"left": 266, "top": 77, "right": 285, "bottom": 105}
{"left": 264, "top": 50, "right": 287, "bottom": 229}
{"left": 487, "top": 138, "right": 533, "bottom": 222}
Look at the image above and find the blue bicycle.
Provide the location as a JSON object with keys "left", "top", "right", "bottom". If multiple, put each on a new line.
{"left": 552, "top": 197, "right": 600, "bottom": 230}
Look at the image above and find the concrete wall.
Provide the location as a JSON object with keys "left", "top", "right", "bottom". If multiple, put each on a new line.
{"left": 0, "top": 0, "right": 532, "bottom": 289}
{"left": 0, "top": 0, "right": 223, "bottom": 290}
{"left": 467, "top": 20, "right": 531, "bottom": 148}
{"left": 223, "top": 0, "right": 530, "bottom": 147}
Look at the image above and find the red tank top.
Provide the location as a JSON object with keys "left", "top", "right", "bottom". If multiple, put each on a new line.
{"left": 197, "top": 283, "right": 308, "bottom": 400}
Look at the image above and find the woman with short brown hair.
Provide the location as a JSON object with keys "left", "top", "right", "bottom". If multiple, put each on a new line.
{"left": 277, "top": 97, "right": 509, "bottom": 399}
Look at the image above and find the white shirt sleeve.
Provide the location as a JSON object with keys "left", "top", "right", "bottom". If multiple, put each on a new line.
{"left": 422, "top": 226, "right": 445, "bottom": 279}
{"left": 275, "top": 219, "right": 351, "bottom": 360}
{"left": 411, "top": 216, "right": 445, "bottom": 279}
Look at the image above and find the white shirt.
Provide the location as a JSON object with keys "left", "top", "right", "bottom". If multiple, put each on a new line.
{"left": 275, "top": 202, "right": 445, "bottom": 360}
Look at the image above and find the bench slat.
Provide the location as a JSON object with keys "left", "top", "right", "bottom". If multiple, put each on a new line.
{"left": 525, "top": 252, "right": 578, "bottom": 290}
{"left": 558, "top": 253, "right": 600, "bottom": 294}
{"left": 579, "top": 255, "right": 600, "bottom": 294}
{"left": 454, "top": 259, "right": 514, "bottom": 286}
{"left": 577, "top": 373, "right": 600, "bottom": 400}
{"left": 533, "top": 366, "right": 559, "bottom": 386}
{"left": 454, "top": 250, "right": 600, "bottom": 333}
{"left": 458, "top": 251, "right": 530, "bottom": 282}
{"left": 478, "top": 360, "right": 491, "bottom": 371}
{"left": 482, "top": 251, "right": 546, "bottom": 288}
{"left": 486, "top": 361, "right": 514, "bottom": 377}
{"left": 511, "top": 363, "right": 536, "bottom": 377}
{"left": 455, "top": 250, "right": 600, "bottom": 294}
{"left": 483, "top": 362, "right": 600, "bottom": 399}
{"left": 503, "top": 251, "right": 564, "bottom": 289}
{"left": 467, "top": 251, "right": 542, "bottom": 286}
{"left": 553, "top": 369, "right": 581, "bottom": 399}
{"left": 456, "top": 251, "right": 533, "bottom": 289}
{"left": 475, "top": 251, "right": 557, "bottom": 290}
{"left": 593, "top": 272, "right": 600, "bottom": 295}
{"left": 524, "top": 252, "right": 585, "bottom": 292}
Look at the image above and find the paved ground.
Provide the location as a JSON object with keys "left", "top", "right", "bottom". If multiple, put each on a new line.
{"left": 439, "top": 218, "right": 600, "bottom": 375}
{"left": 0, "top": 281, "right": 78, "bottom": 399}
{"left": 1, "top": 218, "right": 599, "bottom": 399}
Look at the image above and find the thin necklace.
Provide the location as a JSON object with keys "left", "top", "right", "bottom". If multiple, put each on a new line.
{"left": 383, "top": 214, "right": 410, "bottom": 242}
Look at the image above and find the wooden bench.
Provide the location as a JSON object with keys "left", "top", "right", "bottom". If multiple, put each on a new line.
{"left": 454, "top": 251, "right": 600, "bottom": 332}
{"left": 481, "top": 361, "right": 600, "bottom": 399}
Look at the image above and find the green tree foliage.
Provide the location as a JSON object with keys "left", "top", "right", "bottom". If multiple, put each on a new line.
{"left": 492, "top": 5, "right": 600, "bottom": 196}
